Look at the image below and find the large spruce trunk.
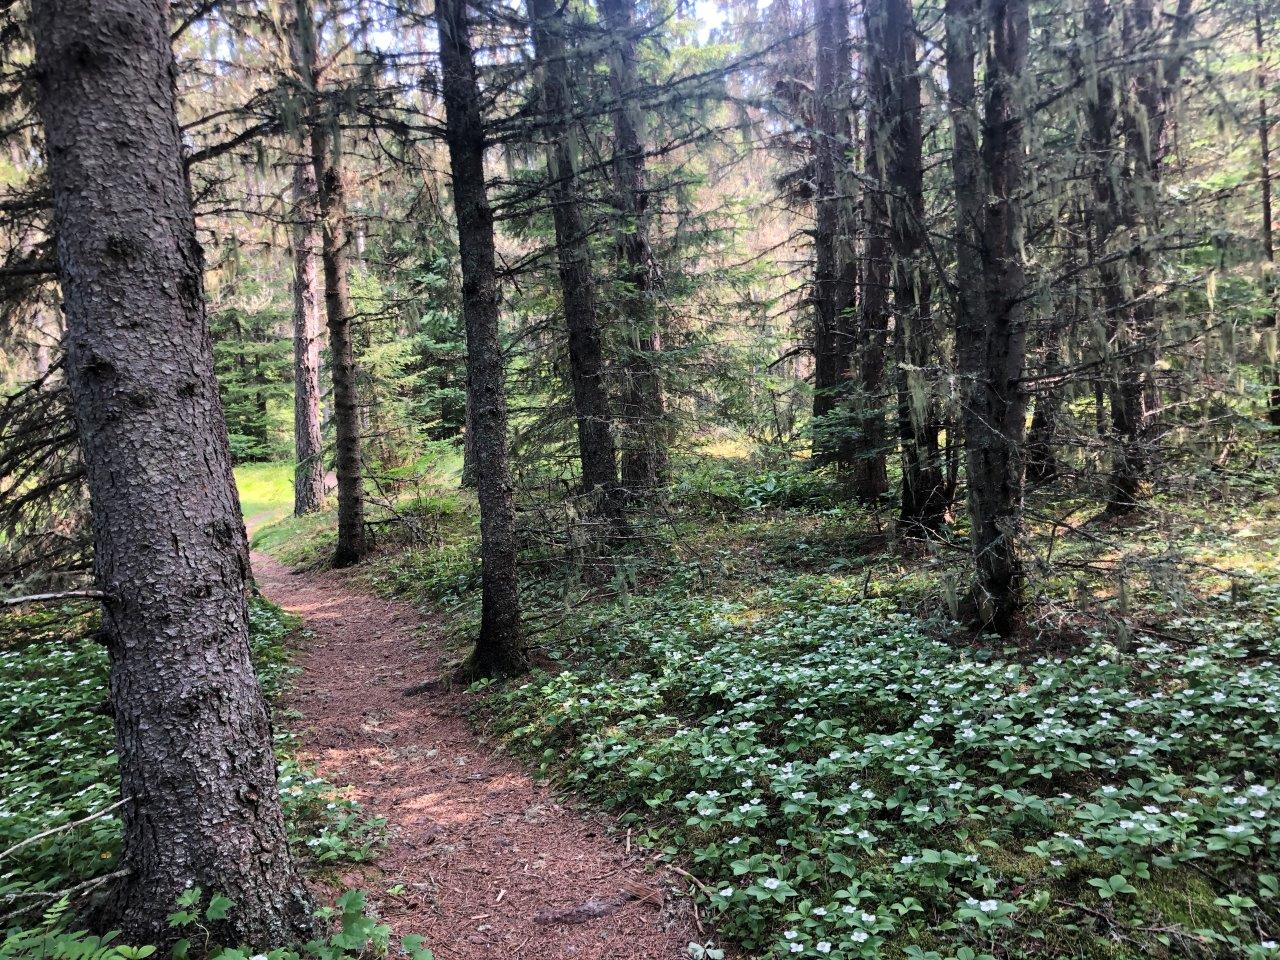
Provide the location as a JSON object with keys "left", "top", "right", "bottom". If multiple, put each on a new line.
{"left": 30, "top": 0, "right": 314, "bottom": 945}
{"left": 600, "top": 0, "right": 669, "bottom": 494}
{"left": 293, "top": 0, "right": 368, "bottom": 564}
{"left": 437, "top": 0, "right": 527, "bottom": 677}
{"left": 810, "top": 0, "right": 859, "bottom": 466}
{"left": 945, "top": 0, "right": 1031, "bottom": 635}
{"left": 528, "top": 0, "right": 623, "bottom": 518}
{"left": 291, "top": 154, "right": 326, "bottom": 515}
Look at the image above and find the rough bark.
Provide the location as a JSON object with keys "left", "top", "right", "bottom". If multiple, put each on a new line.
{"left": 945, "top": 0, "right": 1031, "bottom": 635}
{"left": 436, "top": 0, "right": 527, "bottom": 677}
{"left": 30, "top": 0, "right": 314, "bottom": 945}
{"left": 293, "top": 0, "right": 368, "bottom": 564}
{"left": 528, "top": 0, "right": 623, "bottom": 520}
{"left": 600, "top": 0, "right": 669, "bottom": 493}
{"left": 461, "top": 386, "right": 479, "bottom": 488}
{"left": 810, "top": 0, "right": 859, "bottom": 465}
{"left": 291, "top": 155, "right": 326, "bottom": 515}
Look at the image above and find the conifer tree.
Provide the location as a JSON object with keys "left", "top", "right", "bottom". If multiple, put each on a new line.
{"left": 436, "top": 0, "right": 527, "bottom": 677}
{"left": 866, "top": 0, "right": 950, "bottom": 532}
{"left": 291, "top": 154, "right": 326, "bottom": 514}
{"left": 292, "top": 0, "right": 368, "bottom": 563}
{"left": 601, "top": 0, "right": 669, "bottom": 493}
{"left": 810, "top": 0, "right": 859, "bottom": 468}
{"left": 945, "top": 0, "right": 1032, "bottom": 634}
{"left": 528, "top": 0, "right": 624, "bottom": 521}
{"left": 30, "top": 0, "right": 314, "bottom": 942}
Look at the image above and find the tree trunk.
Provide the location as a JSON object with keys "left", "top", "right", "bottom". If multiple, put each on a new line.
{"left": 437, "top": 0, "right": 527, "bottom": 678}
{"left": 1103, "top": 0, "right": 1194, "bottom": 513}
{"left": 849, "top": 89, "right": 890, "bottom": 500}
{"left": 1106, "top": 0, "right": 1152, "bottom": 513}
{"left": 945, "top": 0, "right": 1031, "bottom": 635}
{"left": 866, "top": 0, "right": 948, "bottom": 531}
{"left": 1024, "top": 390, "right": 1060, "bottom": 487}
{"left": 293, "top": 0, "right": 368, "bottom": 564}
{"left": 1256, "top": 2, "right": 1280, "bottom": 427}
{"left": 528, "top": 0, "right": 623, "bottom": 521}
{"left": 1082, "top": 0, "right": 1135, "bottom": 510}
{"left": 810, "top": 0, "right": 858, "bottom": 465}
{"left": 600, "top": 0, "right": 669, "bottom": 493}
{"left": 1028, "top": 201, "right": 1087, "bottom": 488}
{"left": 1025, "top": 321, "right": 1064, "bottom": 485}
{"left": 30, "top": 0, "right": 314, "bottom": 945}
{"left": 291, "top": 155, "right": 326, "bottom": 514}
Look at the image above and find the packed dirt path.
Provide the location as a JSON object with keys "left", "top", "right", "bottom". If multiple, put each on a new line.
{"left": 252, "top": 551, "right": 705, "bottom": 960}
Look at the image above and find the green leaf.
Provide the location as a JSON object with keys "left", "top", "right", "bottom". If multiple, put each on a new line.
{"left": 205, "top": 895, "right": 235, "bottom": 922}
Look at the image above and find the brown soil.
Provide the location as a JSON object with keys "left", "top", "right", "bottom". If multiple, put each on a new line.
{"left": 252, "top": 551, "right": 708, "bottom": 960}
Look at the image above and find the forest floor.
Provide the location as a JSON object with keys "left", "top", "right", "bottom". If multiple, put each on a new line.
{"left": 251, "top": 550, "right": 707, "bottom": 960}
{"left": 243, "top": 453, "right": 1280, "bottom": 960}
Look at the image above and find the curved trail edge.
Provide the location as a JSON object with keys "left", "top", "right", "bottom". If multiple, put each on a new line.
{"left": 252, "top": 550, "right": 708, "bottom": 960}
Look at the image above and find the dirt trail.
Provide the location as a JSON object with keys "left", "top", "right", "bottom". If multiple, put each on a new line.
{"left": 252, "top": 551, "right": 704, "bottom": 960}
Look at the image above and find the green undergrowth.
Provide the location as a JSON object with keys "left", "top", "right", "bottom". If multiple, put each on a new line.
{"left": 489, "top": 574, "right": 1280, "bottom": 959}
{"left": 0, "top": 597, "right": 384, "bottom": 938}
{"left": 252, "top": 508, "right": 340, "bottom": 570}
{"left": 3, "top": 887, "right": 433, "bottom": 960}
{"left": 235, "top": 462, "right": 297, "bottom": 532}
{"left": 248, "top": 476, "right": 471, "bottom": 578}
{"left": 255, "top": 481, "right": 484, "bottom": 666}
{"left": 237, "top": 459, "right": 338, "bottom": 569}
{"left": 241, "top": 447, "right": 467, "bottom": 568}
{"left": 250, "top": 455, "right": 1280, "bottom": 958}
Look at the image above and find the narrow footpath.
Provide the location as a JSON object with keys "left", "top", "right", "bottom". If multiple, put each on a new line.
{"left": 252, "top": 551, "right": 704, "bottom": 960}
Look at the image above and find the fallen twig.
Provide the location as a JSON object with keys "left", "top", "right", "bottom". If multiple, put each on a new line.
{"left": 0, "top": 869, "right": 129, "bottom": 926}
{"left": 2, "top": 589, "right": 103, "bottom": 608}
{"left": 0, "top": 797, "right": 130, "bottom": 862}
{"left": 666, "top": 863, "right": 711, "bottom": 896}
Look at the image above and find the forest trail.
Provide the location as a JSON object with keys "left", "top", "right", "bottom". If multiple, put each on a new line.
{"left": 251, "top": 551, "right": 704, "bottom": 960}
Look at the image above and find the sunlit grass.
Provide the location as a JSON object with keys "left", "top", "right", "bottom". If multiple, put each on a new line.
{"left": 249, "top": 444, "right": 469, "bottom": 568}
{"left": 234, "top": 461, "right": 297, "bottom": 533}
{"left": 252, "top": 508, "right": 337, "bottom": 569}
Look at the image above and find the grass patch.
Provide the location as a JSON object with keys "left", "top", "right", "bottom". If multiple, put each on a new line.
{"left": 235, "top": 461, "right": 297, "bottom": 532}
{"left": 248, "top": 449, "right": 469, "bottom": 571}
{"left": 252, "top": 508, "right": 339, "bottom": 570}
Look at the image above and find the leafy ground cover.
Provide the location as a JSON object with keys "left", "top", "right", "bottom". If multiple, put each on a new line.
{"left": 250, "top": 454, "right": 1280, "bottom": 959}
{"left": 491, "top": 575, "right": 1280, "bottom": 959}
{"left": 0, "top": 597, "right": 382, "bottom": 938}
